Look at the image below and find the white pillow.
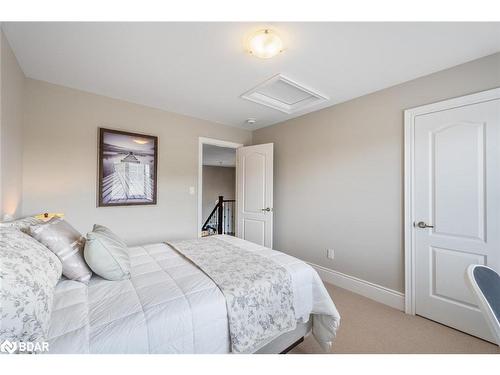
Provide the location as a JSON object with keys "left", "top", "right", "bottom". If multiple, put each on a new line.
{"left": 84, "top": 224, "right": 131, "bottom": 281}
{"left": 0, "top": 227, "right": 62, "bottom": 348}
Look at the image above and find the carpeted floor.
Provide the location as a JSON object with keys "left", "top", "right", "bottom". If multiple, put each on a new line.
{"left": 290, "top": 283, "right": 500, "bottom": 354}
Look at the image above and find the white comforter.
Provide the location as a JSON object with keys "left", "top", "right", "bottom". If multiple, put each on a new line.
{"left": 47, "top": 236, "right": 340, "bottom": 354}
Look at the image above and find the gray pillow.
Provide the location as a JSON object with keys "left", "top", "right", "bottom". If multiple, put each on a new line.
{"left": 84, "top": 224, "right": 131, "bottom": 281}
{"left": 29, "top": 217, "right": 92, "bottom": 283}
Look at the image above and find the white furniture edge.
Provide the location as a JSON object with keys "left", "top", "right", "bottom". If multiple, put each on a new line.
{"left": 466, "top": 265, "right": 500, "bottom": 346}
{"left": 403, "top": 87, "right": 500, "bottom": 315}
{"left": 308, "top": 262, "right": 405, "bottom": 311}
{"left": 198, "top": 137, "right": 243, "bottom": 238}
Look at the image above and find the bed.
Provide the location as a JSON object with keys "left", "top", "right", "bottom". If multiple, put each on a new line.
{"left": 46, "top": 235, "right": 340, "bottom": 354}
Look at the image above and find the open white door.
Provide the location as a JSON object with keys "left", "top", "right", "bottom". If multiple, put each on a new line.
{"left": 236, "top": 143, "right": 273, "bottom": 248}
{"left": 408, "top": 90, "right": 500, "bottom": 342}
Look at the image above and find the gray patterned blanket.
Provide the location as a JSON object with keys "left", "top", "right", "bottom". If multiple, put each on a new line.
{"left": 168, "top": 237, "right": 296, "bottom": 353}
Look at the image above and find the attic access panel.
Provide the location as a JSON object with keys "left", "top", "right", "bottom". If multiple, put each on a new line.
{"left": 240, "top": 74, "right": 328, "bottom": 114}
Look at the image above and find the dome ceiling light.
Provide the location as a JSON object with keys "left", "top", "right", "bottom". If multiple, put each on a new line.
{"left": 246, "top": 29, "right": 284, "bottom": 59}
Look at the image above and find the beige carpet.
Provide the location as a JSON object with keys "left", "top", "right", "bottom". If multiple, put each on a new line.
{"left": 291, "top": 283, "right": 500, "bottom": 354}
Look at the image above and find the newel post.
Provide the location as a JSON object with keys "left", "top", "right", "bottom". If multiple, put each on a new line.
{"left": 217, "top": 196, "right": 224, "bottom": 234}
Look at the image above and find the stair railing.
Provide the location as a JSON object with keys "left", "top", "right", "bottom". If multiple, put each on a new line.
{"left": 202, "top": 195, "right": 235, "bottom": 236}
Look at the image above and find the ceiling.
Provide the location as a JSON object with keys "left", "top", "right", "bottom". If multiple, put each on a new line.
{"left": 3, "top": 22, "right": 500, "bottom": 129}
{"left": 203, "top": 144, "right": 236, "bottom": 167}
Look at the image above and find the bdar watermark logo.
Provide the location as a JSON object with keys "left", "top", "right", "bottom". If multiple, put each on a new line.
{"left": 0, "top": 340, "right": 17, "bottom": 354}
{"left": 0, "top": 339, "right": 49, "bottom": 354}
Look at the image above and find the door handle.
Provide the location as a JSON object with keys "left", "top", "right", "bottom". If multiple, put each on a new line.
{"left": 261, "top": 207, "right": 273, "bottom": 212}
{"left": 415, "top": 221, "right": 434, "bottom": 229}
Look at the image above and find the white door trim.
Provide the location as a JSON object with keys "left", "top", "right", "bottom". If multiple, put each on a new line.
{"left": 404, "top": 87, "right": 500, "bottom": 315}
{"left": 198, "top": 137, "right": 243, "bottom": 238}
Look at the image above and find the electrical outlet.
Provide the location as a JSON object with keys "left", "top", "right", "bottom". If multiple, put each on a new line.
{"left": 327, "top": 249, "right": 335, "bottom": 260}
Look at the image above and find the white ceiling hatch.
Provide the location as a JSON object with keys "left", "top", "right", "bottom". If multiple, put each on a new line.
{"left": 2, "top": 22, "right": 500, "bottom": 129}
{"left": 241, "top": 74, "right": 328, "bottom": 114}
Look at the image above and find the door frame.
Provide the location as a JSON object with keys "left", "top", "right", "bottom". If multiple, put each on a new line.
{"left": 404, "top": 87, "right": 500, "bottom": 315}
{"left": 198, "top": 137, "right": 243, "bottom": 238}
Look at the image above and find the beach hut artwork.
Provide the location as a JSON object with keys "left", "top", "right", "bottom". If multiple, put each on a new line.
{"left": 98, "top": 128, "right": 158, "bottom": 206}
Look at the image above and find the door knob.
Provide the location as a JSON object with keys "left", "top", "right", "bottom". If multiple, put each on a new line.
{"left": 261, "top": 207, "right": 273, "bottom": 212}
{"left": 415, "top": 221, "right": 434, "bottom": 229}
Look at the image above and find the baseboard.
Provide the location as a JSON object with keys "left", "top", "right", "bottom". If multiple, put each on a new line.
{"left": 308, "top": 262, "right": 405, "bottom": 311}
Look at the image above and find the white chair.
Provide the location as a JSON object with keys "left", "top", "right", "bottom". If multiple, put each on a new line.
{"left": 466, "top": 265, "right": 500, "bottom": 346}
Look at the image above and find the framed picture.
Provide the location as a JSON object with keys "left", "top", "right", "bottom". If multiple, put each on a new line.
{"left": 98, "top": 128, "right": 158, "bottom": 207}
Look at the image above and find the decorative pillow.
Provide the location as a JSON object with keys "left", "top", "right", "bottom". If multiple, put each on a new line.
{"left": 0, "top": 216, "right": 42, "bottom": 233}
{"left": 84, "top": 224, "right": 131, "bottom": 281}
{"left": 0, "top": 227, "right": 62, "bottom": 348}
{"left": 29, "top": 217, "right": 92, "bottom": 283}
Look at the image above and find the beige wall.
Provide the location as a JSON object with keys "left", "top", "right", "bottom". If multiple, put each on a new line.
{"left": 22, "top": 79, "right": 252, "bottom": 245}
{"left": 0, "top": 30, "right": 25, "bottom": 219}
{"left": 202, "top": 165, "right": 235, "bottom": 223}
{"left": 7, "top": 37, "right": 500, "bottom": 292}
{"left": 253, "top": 52, "right": 500, "bottom": 292}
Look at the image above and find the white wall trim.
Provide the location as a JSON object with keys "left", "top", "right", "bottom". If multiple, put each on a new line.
{"left": 198, "top": 137, "right": 243, "bottom": 237}
{"left": 308, "top": 262, "right": 405, "bottom": 311}
{"left": 403, "top": 87, "right": 500, "bottom": 315}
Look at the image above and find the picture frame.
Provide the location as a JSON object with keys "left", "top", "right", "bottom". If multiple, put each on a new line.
{"left": 98, "top": 127, "right": 158, "bottom": 207}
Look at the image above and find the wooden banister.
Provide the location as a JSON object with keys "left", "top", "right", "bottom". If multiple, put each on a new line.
{"left": 201, "top": 195, "right": 236, "bottom": 236}
{"left": 217, "top": 196, "right": 224, "bottom": 234}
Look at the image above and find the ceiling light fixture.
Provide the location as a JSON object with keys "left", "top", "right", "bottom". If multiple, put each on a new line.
{"left": 247, "top": 29, "right": 284, "bottom": 59}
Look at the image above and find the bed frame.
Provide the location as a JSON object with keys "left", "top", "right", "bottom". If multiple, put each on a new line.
{"left": 253, "top": 320, "right": 311, "bottom": 354}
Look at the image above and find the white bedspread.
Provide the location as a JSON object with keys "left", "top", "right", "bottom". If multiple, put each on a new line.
{"left": 47, "top": 236, "right": 340, "bottom": 353}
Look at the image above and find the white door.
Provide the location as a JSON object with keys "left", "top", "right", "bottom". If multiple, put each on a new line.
{"left": 413, "top": 94, "right": 500, "bottom": 342}
{"left": 236, "top": 143, "right": 273, "bottom": 248}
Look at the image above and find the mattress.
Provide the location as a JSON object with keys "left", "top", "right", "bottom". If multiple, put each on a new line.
{"left": 47, "top": 236, "right": 340, "bottom": 353}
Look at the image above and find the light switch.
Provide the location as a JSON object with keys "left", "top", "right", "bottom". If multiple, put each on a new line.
{"left": 327, "top": 249, "right": 335, "bottom": 260}
{"left": 189, "top": 186, "right": 195, "bottom": 195}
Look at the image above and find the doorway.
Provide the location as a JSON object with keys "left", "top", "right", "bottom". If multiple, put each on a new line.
{"left": 198, "top": 137, "right": 275, "bottom": 247}
{"left": 198, "top": 138, "right": 242, "bottom": 237}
